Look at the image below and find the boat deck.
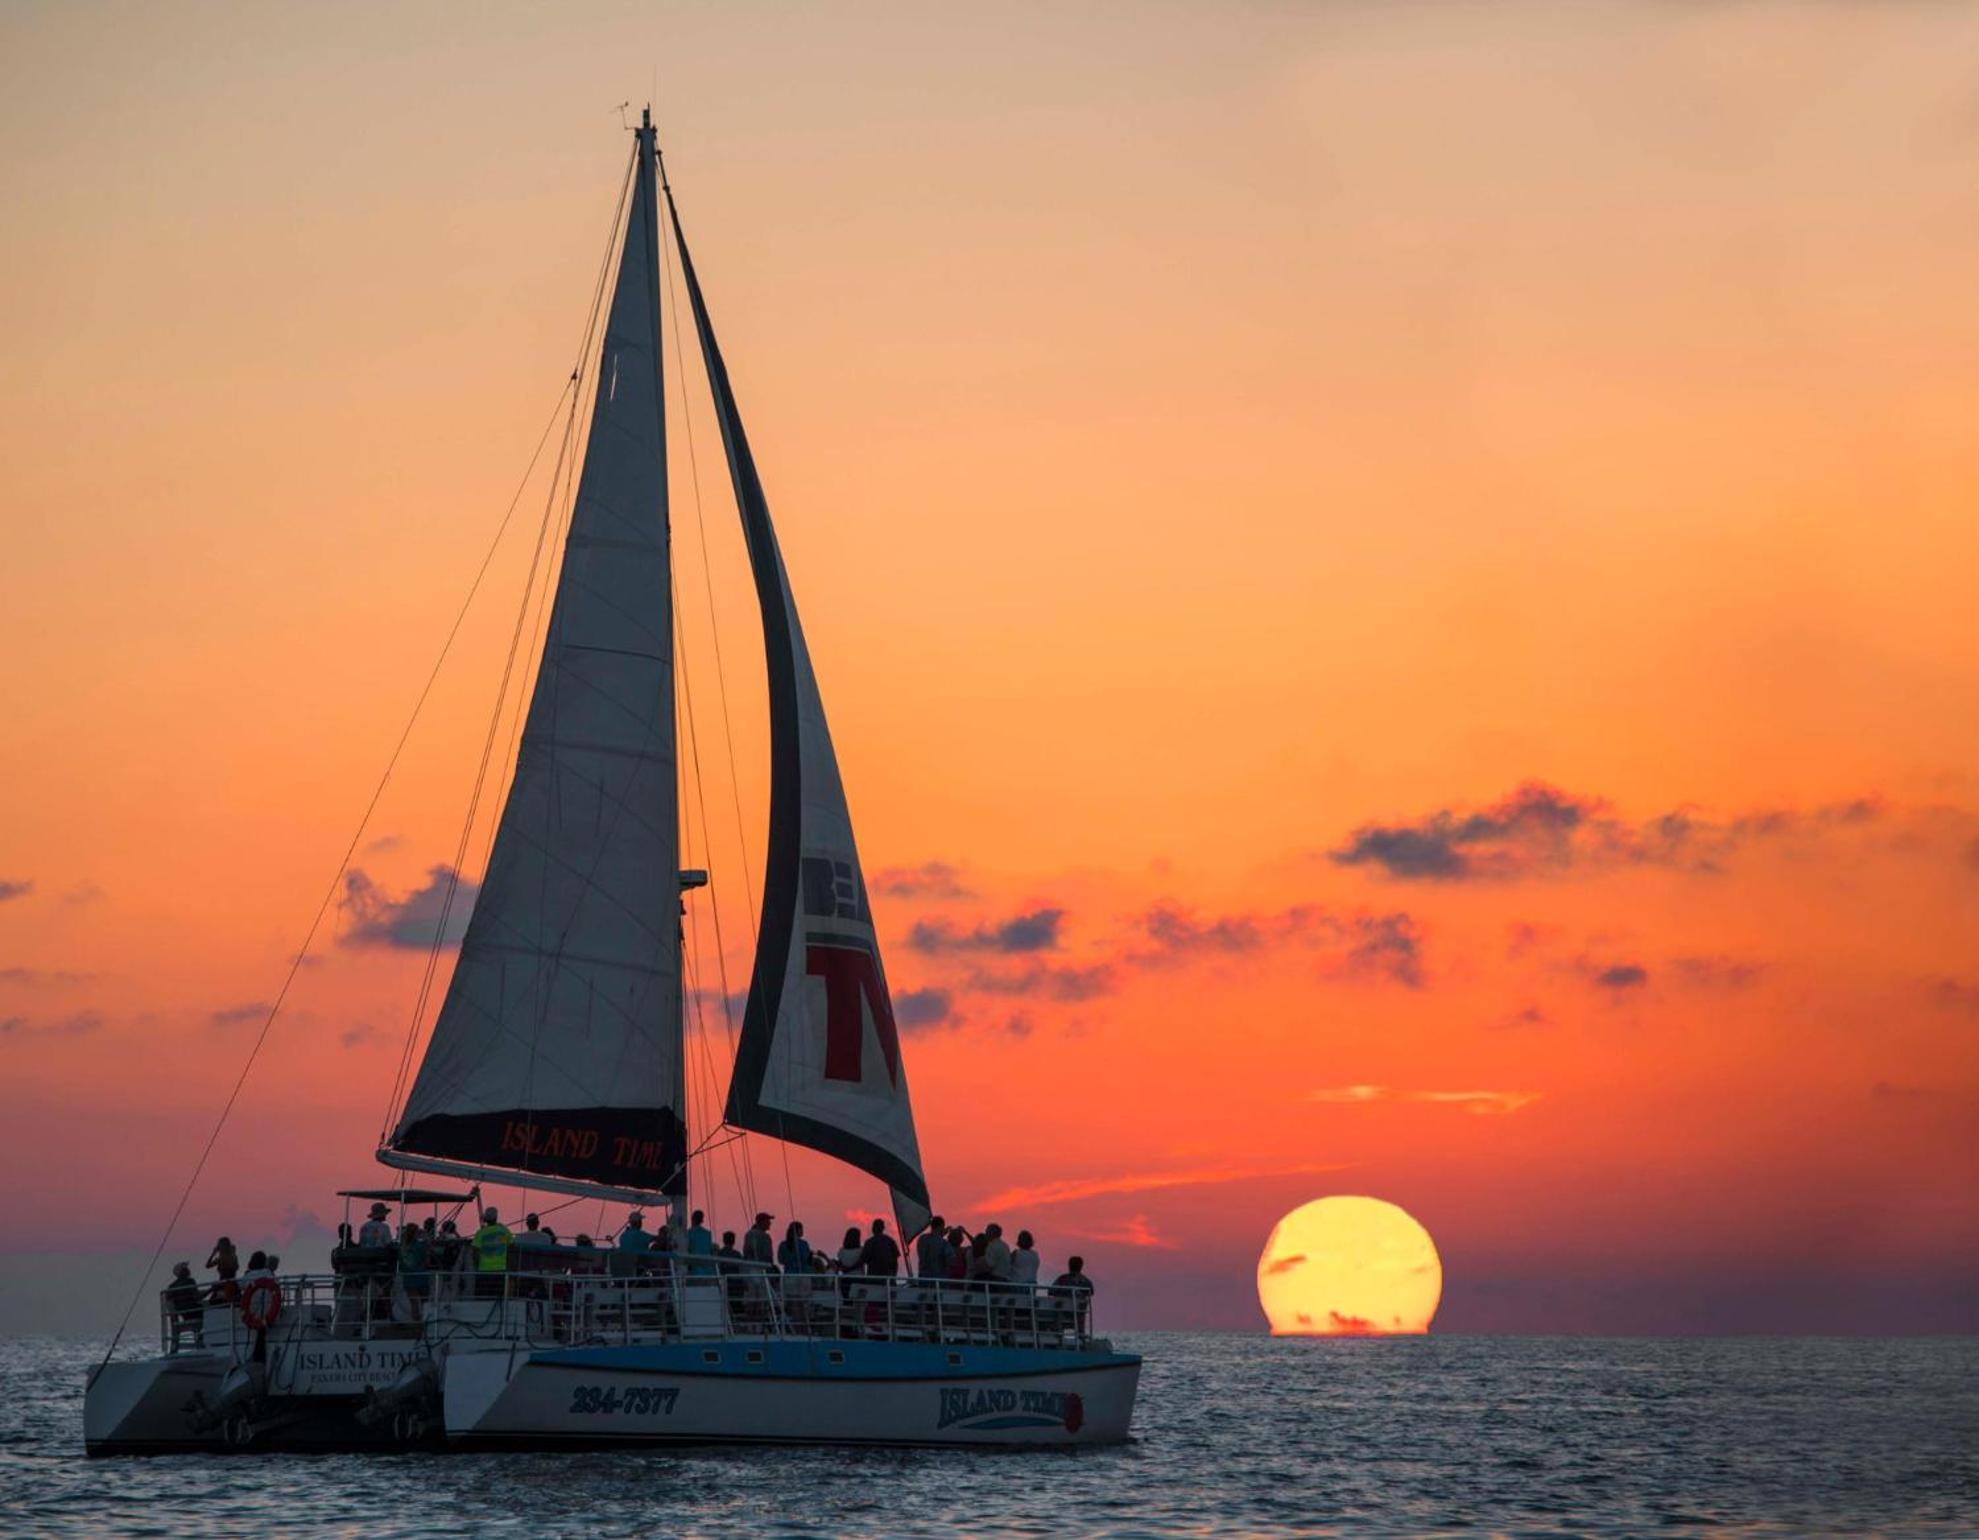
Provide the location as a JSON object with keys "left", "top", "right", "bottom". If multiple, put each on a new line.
{"left": 166, "top": 1264, "right": 1100, "bottom": 1361}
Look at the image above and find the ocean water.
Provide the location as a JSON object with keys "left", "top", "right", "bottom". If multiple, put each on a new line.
{"left": 2, "top": 1334, "right": 1974, "bottom": 1537}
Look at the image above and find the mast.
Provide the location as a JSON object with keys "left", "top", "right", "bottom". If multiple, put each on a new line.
{"left": 379, "top": 110, "right": 687, "bottom": 1211}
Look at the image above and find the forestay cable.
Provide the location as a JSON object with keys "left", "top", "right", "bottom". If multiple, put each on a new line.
{"left": 96, "top": 372, "right": 585, "bottom": 1380}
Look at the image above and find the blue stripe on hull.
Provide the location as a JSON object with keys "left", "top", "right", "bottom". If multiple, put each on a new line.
{"left": 526, "top": 1340, "right": 1138, "bottom": 1381}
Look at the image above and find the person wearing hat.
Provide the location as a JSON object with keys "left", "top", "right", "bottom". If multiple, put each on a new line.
{"left": 166, "top": 1262, "right": 203, "bottom": 1347}
{"left": 612, "top": 1211, "right": 651, "bottom": 1279}
{"left": 357, "top": 1201, "right": 394, "bottom": 1249}
{"left": 616, "top": 1211, "right": 652, "bottom": 1252}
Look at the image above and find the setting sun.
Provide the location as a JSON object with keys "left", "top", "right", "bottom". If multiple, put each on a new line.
{"left": 1257, "top": 1197, "right": 1443, "bottom": 1336}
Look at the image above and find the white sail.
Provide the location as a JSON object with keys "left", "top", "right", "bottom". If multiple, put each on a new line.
{"left": 664, "top": 177, "right": 932, "bottom": 1238}
{"left": 380, "top": 121, "right": 686, "bottom": 1202}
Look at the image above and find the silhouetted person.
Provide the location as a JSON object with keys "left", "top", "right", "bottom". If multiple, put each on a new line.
{"left": 742, "top": 1212, "right": 776, "bottom": 1271}
{"left": 686, "top": 1209, "right": 715, "bottom": 1276}
{"left": 1011, "top": 1230, "right": 1040, "bottom": 1286}
{"left": 859, "top": 1218, "right": 901, "bottom": 1278}
{"left": 980, "top": 1223, "right": 1012, "bottom": 1281}
{"left": 777, "top": 1221, "right": 811, "bottom": 1275}
{"left": 166, "top": 1262, "right": 202, "bottom": 1347}
{"left": 914, "top": 1215, "right": 951, "bottom": 1279}
{"left": 1053, "top": 1256, "right": 1094, "bottom": 1332}
{"left": 205, "top": 1236, "right": 239, "bottom": 1303}
{"left": 517, "top": 1213, "right": 552, "bottom": 1251}
{"left": 357, "top": 1202, "right": 393, "bottom": 1248}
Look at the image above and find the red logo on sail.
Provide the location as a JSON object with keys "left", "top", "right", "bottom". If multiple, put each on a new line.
{"left": 807, "top": 941, "right": 901, "bottom": 1087}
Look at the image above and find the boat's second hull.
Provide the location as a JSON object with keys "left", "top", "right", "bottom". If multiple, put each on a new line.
{"left": 442, "top": 1339, "right": 1140, "bottom": 1448}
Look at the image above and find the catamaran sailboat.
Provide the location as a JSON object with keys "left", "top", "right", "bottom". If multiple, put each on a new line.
{"left": 83, "top": 113, "right": 1140, "bottom": 1453}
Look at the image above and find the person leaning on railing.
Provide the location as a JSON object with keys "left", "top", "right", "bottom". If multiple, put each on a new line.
{"left": 165, "top": 1261, "right": 203, "bottom": 1347}
{"left": 1051, "top": 1256, "right": 1094, "bottom": 1335}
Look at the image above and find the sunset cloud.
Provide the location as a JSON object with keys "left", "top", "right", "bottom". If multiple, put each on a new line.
{"left": 974, "top": 1161, "right": 1347, "bottom": 1213}
{"left": 1329, "top": 782, "right": 1598, "bottom": 881}
{"left": 1670, "top": 955, "right": 1765, "bottom": 991}
{"left": 1332, "top": 912, "right": 1424, "bottom": 989}
{"left": 340, "top": 865, "right": 477, "bottom": 949}
{"left": 0, "top": 967, "right": 96, "bottom": 986}
{"left": 209, "top": 1001, "right": 271, "bottom": 1028}
{"left": 959, "top": 963, "right": 1116, "bottom": 1002}
{"left": 1127, "top": 904, "right": 1424, "bottom": 988}
{"left": 1328, "top": 783, "right": 1901, "bottom": 883}
{"left": 907, "top": 907, "right": 1063, "bottom": 955}
{"left": 1580, "top": 960, "right": 1649, "bottom": 993}
{"left": 1492, "top": 1004, "right": 1551, "bottom": 1030}
{"left": 687, "top": 986, "right": 749, "bottom": 1025}
{"left": 0, "top": 1009, "right": 104, "bottom": 1039}
{"left": 0, "top": 879, "right": 32, "bottom": 903}
{"left": 1926, "top": 976, "right": 1979, "bottom": 1016}
{"left": 894, "top": 986, "right": 957, "bottom": 1030}
{"left": 1068, "top": 1214, "right": 1178, "bottom": 1250}
{"left": 1132, "top": 903, "right": 1305, "bottom": 961}
{"left": 873, "top": 861, "right": 975, "bottom": 901}
{"left": 1308, "top": 1085, "right": 1541, "bottom": 1116}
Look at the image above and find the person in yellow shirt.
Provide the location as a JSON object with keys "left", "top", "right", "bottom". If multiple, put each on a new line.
{"left": 471, "top": 1206, "right": 513, "bottom": 1298}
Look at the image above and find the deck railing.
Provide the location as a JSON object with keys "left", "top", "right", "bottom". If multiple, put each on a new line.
{"left": 161, "top": 1260, "right": 1096, "bottom": 1359}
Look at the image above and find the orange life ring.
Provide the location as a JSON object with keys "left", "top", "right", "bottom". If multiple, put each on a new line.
{"left": 239, "top": 1275, "right": 283, "bottom": 1331}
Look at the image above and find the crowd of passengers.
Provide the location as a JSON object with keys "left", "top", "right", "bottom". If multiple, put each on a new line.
{"left": 168, "top": 1207, "right": 1094, "bottom": 1344}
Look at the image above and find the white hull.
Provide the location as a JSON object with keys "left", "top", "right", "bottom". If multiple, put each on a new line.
{"left": 83, "top": 1355, "right": 229, "bottom": 1453}
{"left": 86, "top": 1339, "right": 1139, "bottom": 1452}
{"left": 84, "top": 1337, "right": 442, "bottom": 1454}
{"left": 442, "top": 1339, "right": 1140, "bottom": 1447}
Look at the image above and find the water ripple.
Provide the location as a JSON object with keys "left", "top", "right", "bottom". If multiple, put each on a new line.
{"left": 2, "top": 1336, "right": 1974, "bottom": 1536}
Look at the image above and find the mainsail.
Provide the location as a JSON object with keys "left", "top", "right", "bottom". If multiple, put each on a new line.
{"left": 664, "top": 178, "right": 933, "bottom": 1238}
{"left": 379, "top": 119, "right": 686, "bottom": 1204}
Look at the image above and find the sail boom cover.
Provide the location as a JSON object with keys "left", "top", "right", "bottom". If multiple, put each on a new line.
{"left": 385, "top": 128, "right": 688, "bottom": 1199}
{"left": 665, "top": 182, "right": 932, "bottom": 1238}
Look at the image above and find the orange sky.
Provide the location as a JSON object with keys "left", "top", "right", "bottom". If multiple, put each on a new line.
{"left": 1, "top": 1, "right": 1975, "bottom": 1334}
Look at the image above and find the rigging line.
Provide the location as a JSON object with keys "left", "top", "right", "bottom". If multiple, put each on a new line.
{"left": 384, "top": 322, "right": 592, "bottom": 1133}
{"left": 672, "top": 606, "right": 751, "bottom": 1228}
{"left": 381, "top": 378, "right": 582, "bottom": 1142}
{"left": 659, "top": 162, "right": 760, "bottom": 955}
{"left": 657, "top": 177, "right": 759, "bottom": 1218}
{"left": 677, "top": 782, "right": 751, "bottom": 1224}
{"left": 656, "top": 155, "right": 798, "bottom": 1236}
{"left": 504, "top": 319, "right": 596, "bottom": 1165}
{"left": 679, "top": 812, "right": 752, "bottom": 1222}
{"left": 671, "top": 556, "right": 760, "bottom": 1216}
{"left": 382, "top": 144, "right": 637, "bottom": 1144}
{"left": 96, "top": 373, "right": 590, "bottom": 1383}
{"left": 655, "top": 154, "right": 808, "bottom": 1382}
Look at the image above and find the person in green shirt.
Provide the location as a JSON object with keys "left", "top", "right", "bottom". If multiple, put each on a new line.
{"left": 471, "top": 1207, "right": 513, "bottom": 1298}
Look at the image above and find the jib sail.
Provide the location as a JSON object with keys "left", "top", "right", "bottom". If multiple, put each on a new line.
{"left": 665, "top": 177, "right": 932, "bottom": 1238}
